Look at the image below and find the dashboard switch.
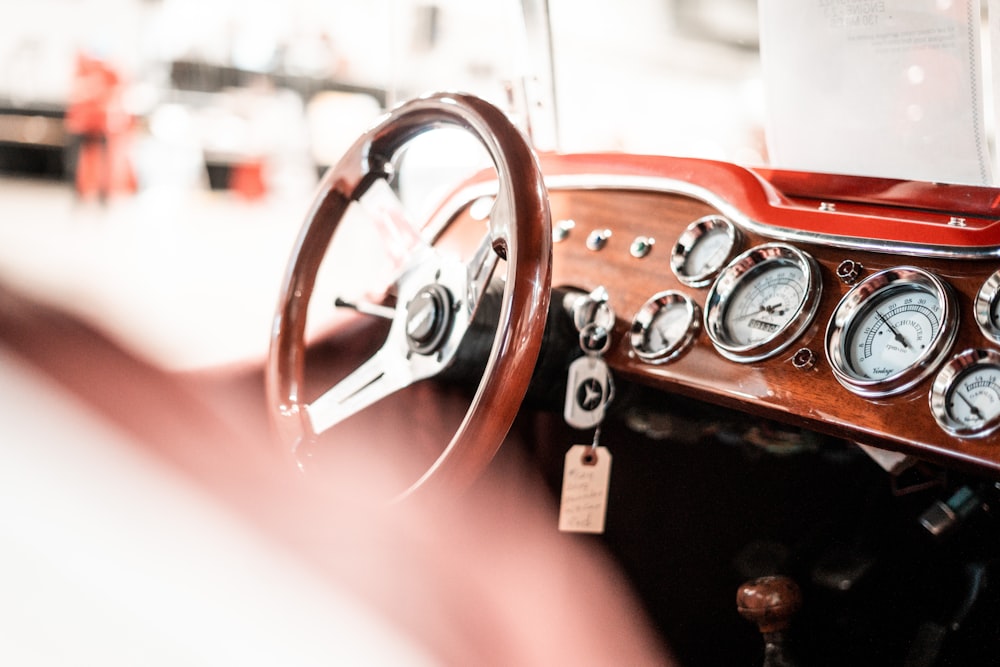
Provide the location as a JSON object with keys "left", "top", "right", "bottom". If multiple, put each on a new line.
{"left": 586, "top": 228, "right": 612, "bottom": 251}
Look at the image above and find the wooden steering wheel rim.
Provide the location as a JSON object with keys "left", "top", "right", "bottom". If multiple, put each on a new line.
{"left": 266, "top": 92, "right": 552, "bottom": 499}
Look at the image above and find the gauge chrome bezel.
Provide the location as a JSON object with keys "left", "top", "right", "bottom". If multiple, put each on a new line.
{"left": 670, "top": 215, "right": 742, "bottom": 287}
{"left": 930, "top": 348, "right": 1000, "bottom": 438}
{"left": 704, "top": 243, "right": 822, "bottom": 363}
{"left": 826, "top": 267, "right": 957, "bottom": 398}
{"left": 974, "top": 269, "right": 1000, "bottom": 344}
{"left": 629, "top": 290, "right": 701, "bottom": 364}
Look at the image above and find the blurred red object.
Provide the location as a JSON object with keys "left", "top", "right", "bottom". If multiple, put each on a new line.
{"left": 65, "top": 52, "right": 135, "bottom": 201}
{"left": 230, "top": 158, "right": 267, "bottom": 200}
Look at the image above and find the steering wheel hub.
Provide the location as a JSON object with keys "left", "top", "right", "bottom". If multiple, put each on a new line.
{"left": 406, "top": 283, "right": 454, "bottom": 354}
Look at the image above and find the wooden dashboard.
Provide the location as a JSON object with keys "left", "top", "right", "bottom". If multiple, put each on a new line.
{"left": 437, "top": 153, "right": 1000, "bottom": 478}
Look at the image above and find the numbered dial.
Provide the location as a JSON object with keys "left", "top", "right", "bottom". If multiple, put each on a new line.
{"left": 671, "top": 216, "right": 741, "bottom": 287}
{"left": 705, "top": 243, "right": 821, "bottom": 362}
{"left": 630, "top": 291, "right": 700, "bottom": 364}
{"left": 826, "top": 267, "right": 957, "bottom": 397}
{"left": 930, "top": 349, "right": 1000, "bottom": 438}
{"left": 974, "top": 269, "right": 1000, "bottom": 344}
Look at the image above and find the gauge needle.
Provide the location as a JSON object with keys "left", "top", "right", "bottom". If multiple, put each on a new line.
{"left": 763, "top": 301, "right": 786, "bottom": 317}
{"left": 954, "top": 390, "right": 985, "bottom": 421}
{"left": 875, "top": 309, "right": 910, "bottom": 350}
{"left": 732, "top": 301, "right": 785, "bottom": 322}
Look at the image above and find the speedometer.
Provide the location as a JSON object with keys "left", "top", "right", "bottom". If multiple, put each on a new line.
{"left": 826, "top": 267, "right": 957, "bottom": 397}
{"left": 704, "top": 243, "right": 821, "bottom": 362}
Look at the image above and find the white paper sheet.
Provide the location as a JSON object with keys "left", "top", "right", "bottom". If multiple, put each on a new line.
{"left": 759, "top": 0, "right": 992, "bottom": 186}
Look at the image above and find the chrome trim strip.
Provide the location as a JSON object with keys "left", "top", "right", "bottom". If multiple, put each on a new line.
{"left": 425, "top": 173, "right": 1000, "bottom": 260}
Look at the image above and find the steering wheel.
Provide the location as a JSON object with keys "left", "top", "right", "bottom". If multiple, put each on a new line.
{"left": 266, "top": 92, "right": 552, "bottom": 500}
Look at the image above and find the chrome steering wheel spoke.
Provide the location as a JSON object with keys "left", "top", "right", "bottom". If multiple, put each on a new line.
{"left": 267, "top": 92, "right": 551, "bottom": 499}
{"left": 308, "top": 246, "right": 477, "bottom": 435}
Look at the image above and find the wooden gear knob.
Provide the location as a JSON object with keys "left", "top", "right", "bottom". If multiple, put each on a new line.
{"left": 736, "top": 575, "right": 802, "bottom": 634}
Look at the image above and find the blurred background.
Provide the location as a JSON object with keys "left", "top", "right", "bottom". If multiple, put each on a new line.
{"left": 0, "top": 0, "right": 763, "bottom": 371}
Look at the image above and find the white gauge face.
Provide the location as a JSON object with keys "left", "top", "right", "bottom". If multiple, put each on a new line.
{"left": 845, "top": 285, "right": 943, "bottom": 381}
{"left": 630, "top": 291, "right": 699, "bottom": 363}
{"left": 684, "top": 227, "right": 732, "bottom": 278}
{"left": 947, "top": 366, "right": 1000, "bottom": 427}
{"left": 671, "top": 216, "right": 740, "bottom": 287}
{"left": 930, "top": 349, "right": 1000, "bottom": 437}
{"left": 705, "top": 243, "right": 821, "bottom": 362}
{"left": 722, "top": 263, "right": 805, "bottom": 347}
{"left": 827, "top": 267, "right": 957, "bottom": 397}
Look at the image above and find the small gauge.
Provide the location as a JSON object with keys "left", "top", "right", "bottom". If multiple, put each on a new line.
{"left": 704, "top": 243, "right": 821, "bottom": 362}
{"left": 975, "top": 269, "right": 1000, "bottom": 344}
{"left": 930, "top": 349, "right": 1000, "bottom": 438}
{"left": 671, "top": 215, "right": 742, "bottom": 287}
{"left": 826, "top": 267, "right": 957, "bottom": 398}
{"left": 630, "top": 291, "right": 701, "bottom": 363}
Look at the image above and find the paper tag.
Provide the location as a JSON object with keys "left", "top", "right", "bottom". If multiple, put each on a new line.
{"left": 563, "top": 355, "right": 610, "bottom": 429}
{"left": 558, "top": 445, "right": 612, "bottom": 534}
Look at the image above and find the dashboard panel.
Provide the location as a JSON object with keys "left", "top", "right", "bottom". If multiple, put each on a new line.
{"left": 434, "top": 153, "right": 1000, "bottom": 477}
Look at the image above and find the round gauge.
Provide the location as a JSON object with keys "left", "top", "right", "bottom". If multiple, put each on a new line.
{"left": 826, "top": 267, "right": 957, "bottom": 398}
{"left": 704, "top": 243, "right": 822, "bottom": 362}
{"left": 671, "top": 215, "right": 742, "bottom": 287}
{"left": 630, "top": 291, "right": 701, "bottom": 363}
{"left": 974, "top": 269, "right": 1000, "bottom": 344}
{"left": 930, "top": 349, "right": 1000, "bottom": 438}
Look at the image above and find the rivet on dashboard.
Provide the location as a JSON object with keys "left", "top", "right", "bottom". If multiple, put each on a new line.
{"left": 819, "top": 202, "right": 837, "bottom": 212}
{"left": 553, "top": 219, "right": 576, "bottom": 242}
{"left": 586, "top": 228, "right": 612, "bottom": 251}
{"left": 630, "top": 236, "right": 655, "bottom": 258}
{"left": 949, "top": 216, "right": 967, "bottom": 227}
{"left": 792, "top": 348, "right": 817, "bottom": 370}
{"left": 836, "top": 259, "right": 864, "bottom": 285}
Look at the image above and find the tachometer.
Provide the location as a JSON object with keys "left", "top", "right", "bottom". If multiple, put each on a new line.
{"left": 704, "top": 243, "right": 821, "bottom": 362}
{"left": 826, "top": 267, "right": 957, "bottom": 397}
{"left": 930, "top": 349, "right": 1000, "bottom": 438}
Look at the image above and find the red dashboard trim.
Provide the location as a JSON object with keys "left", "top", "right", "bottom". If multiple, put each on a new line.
{"left": 538, "top": 153, "right": 1000, "bottom": 251}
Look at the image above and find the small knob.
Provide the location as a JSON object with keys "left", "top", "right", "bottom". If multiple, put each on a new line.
{"left": 791, "top": 348, "right": 817, "bottom": 370}
{"left": 586, "top": 228, "right": 612, "bottom": 251}
{"left": 737, "top": 575, "right": 802, "bottom": 634}
{"left": 836, "top": 259, "right": 864, "bottom": 285}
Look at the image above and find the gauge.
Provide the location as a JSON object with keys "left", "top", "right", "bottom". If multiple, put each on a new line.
{"left": 704, "top": 243, "right": 821, "bottom": 362}
{"left": 930, "top": 349, "right": 1000, "bottom": 438}
{"left": 630, "top": 291, "right": 700, "bottom": 363}
{"left": 974, "top": 269, "right": 1000, "bottom": 344}
{"left": 826, "top": 267, "right": 957, "bottom": 398}
{"left": 671, "top": 215, "right": 742, "bottom": 287}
